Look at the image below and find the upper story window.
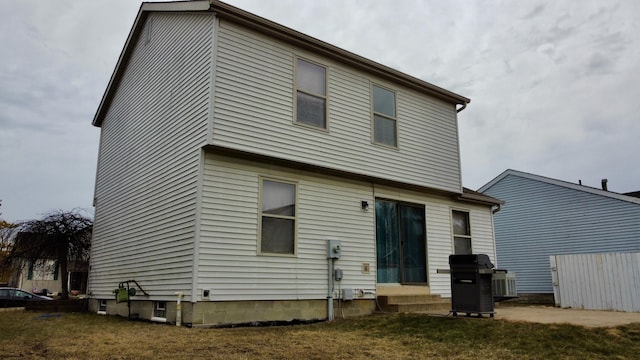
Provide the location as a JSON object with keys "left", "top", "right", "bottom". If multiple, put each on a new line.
{"left": 260, "top": 179, "right": 297, "bottom": 255}
{"left": 295, "top": 58, "right": 327, "bottom": 129}
{"left": 452, "top": 210, "right": 472, "bottom": 254}
{"left": 372, "top": 84, "right": 397, "bottom": 147}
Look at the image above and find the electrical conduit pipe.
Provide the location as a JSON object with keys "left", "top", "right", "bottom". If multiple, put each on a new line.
{"left": 327, "top": 257, "right": 334, "bottom": 321}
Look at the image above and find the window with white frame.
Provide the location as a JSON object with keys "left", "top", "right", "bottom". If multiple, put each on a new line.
{"left": 372, "top": 84, "right": 397, "bottom": 147}
{"left": 452, "top": 210, "right": 472, "bottom": 255}
{"left": 260, "top": 179, "right": 297, "bottom": 255}
{"left": 99, "top": 300, "right": 107, "bottom": 312}
{"left": 154, "top": 301, "right": 166, "bottom": 318}
{"left": 295, "top": 58, "right": 327, "bottom": 129}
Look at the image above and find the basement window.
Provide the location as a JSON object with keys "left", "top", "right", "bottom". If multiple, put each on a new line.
{"left": 154, "top": 301, "right": 166, "bottom": 318}
{"left": 98, "top": 300, "right": 107, "bottom": 314}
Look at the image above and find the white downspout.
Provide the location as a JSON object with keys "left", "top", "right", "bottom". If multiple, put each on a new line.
{"left": 175, "top": 292, "right": 184, "bottom": 326}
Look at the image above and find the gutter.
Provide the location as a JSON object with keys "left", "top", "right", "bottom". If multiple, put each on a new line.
{"left": 455, "top": 188, "right": 504, "bottom": 207}
{"left": 492, "top": 203, "right": 502, "bottom": 214}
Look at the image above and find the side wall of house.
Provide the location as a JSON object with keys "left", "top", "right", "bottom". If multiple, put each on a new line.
{"left": 89, "top": 13, "right": 214, "bottom": 300}
{"left": 197, "top": 154, "right": 495, "bottom": 301}
{"left": 211, "top": 20, "right": 462, "bottom": 193}
{"left": 483, "top": 174, "right": 640, "bottom": 293}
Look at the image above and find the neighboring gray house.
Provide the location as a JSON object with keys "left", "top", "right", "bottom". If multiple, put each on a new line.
{"left": 479, "top": 169, "right": 640, "bottom": 297}
{"left": 88, "top": 0, "right": 501, "bottom": 326}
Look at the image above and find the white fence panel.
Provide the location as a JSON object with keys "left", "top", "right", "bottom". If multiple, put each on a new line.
{"left": 550, "top": 252, "right": 640, "bottom": 312}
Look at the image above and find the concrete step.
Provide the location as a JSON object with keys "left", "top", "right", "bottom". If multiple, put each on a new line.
{"left": 382, "top": 301, "right": 451, "bottom": 313}
{"left": 378, "top": 294, "right": 444, "bottom": 305}
{"left": 378, "top": 294, "right": 451, "bottom": 313}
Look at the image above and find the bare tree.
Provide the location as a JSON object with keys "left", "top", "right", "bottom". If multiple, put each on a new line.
{"left": 1, "top": 210, "right": 92, "bottom": 299}
{"left": 0, "top": 223, "right": 17, "bottom": 285}
{"left": 0, "top": 202, "right": 18, "bottom": 285}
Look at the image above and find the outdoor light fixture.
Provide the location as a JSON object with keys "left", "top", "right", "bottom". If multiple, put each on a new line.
{"left": 361, "top": 201, "right": 369, "bottom": 210}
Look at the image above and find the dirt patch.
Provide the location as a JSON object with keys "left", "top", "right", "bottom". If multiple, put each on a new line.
{"left": 494, "top": 305, "right": 640, "bottom": 327}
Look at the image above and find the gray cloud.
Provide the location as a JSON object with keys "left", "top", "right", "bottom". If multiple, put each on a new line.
{"left": 1, "top": 0, "right": 639, "bottom": 222}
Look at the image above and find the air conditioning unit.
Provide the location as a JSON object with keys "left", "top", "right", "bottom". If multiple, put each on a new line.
{"left": 492, "top": 271, "right": 517, "bottom": 300}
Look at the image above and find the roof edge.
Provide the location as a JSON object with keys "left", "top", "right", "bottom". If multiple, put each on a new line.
{"left": 142, "top": 1, "right": 210, "bottom": 12}
{"left": 92, "top": 1, "right": 212, "bottom": 127}
{"left": 457, "top": 187, "right": 504, "bottom": 206}
{"left": 209, "top": 0, "right": 469, "bottom": 106}
{"left": 93, "top": 0, "right": 469, "bottom": 127}
{"left": 479, "top": 169, "right": 640, "bottom": 205}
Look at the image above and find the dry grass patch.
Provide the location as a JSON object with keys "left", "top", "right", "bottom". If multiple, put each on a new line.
{"left": 1, "top": 311, "right": 639, "bottom": 359}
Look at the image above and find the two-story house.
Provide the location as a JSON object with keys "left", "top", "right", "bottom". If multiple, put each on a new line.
{"left": 88, "top": 0, "right": 502, "bottom": 326}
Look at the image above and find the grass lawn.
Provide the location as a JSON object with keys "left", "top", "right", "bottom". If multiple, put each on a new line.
{"left": 1, "top": 310, "right": 639, "bottom": 359}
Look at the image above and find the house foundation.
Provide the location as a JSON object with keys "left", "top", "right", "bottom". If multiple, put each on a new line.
{"left": 88, "top": 298, "right": 375, "bottom": 326}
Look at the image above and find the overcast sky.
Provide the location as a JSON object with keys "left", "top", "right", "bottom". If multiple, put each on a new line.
{"left": 1, "top": 0, "right": 639, "bottom": 222}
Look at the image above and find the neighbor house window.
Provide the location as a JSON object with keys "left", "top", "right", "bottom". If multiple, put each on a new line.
{"left": 98, "top": 300, "right": 107, "bottom": 313}
{"left": 372, "top": 84, "right": 397, "bottom": 147}
{"left": 27, "top": 260, "right": 59, "bottom": 281}
{"left": 295, "top": 58, "right": 327, "bottom": 128}
{"left": 154, "top": 301, "right": 166, "bottom": 318}
{"left": 260, "top": 179, "right": 297, "bottom": 255}
{"left": 452, "top": 210, "right": 472, "bottom": 254}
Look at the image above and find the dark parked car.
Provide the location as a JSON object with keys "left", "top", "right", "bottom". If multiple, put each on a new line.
{"left": 0, "top": 287, "right": 53, "bottom": 307}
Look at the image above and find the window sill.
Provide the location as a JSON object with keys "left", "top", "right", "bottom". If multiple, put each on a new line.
{"left": 293, "top": 121, "right": 330, "bottom": 133}
{"left": 371, "top": 141, "right": 400, "bottom": 151}
{"left": 257, "top": 252, "right": 298, "bottom": 258}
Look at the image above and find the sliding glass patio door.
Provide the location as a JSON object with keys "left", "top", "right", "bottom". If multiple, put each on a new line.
{"left": 375, "top": 199, "right": 427, "bottom": 284}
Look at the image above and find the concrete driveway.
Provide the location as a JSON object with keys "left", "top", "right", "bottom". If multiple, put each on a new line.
{"left": 494, "top": 305, "right": 640, "bottom": 328}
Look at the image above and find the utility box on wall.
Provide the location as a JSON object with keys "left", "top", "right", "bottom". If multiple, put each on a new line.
{"left": 341, "top": 288, "right": 354, "bottom": 301}
{"left": 327, "top": 239, "right": 341, "bottom": 259}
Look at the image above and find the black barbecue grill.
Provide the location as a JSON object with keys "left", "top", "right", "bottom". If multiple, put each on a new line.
{"left": 449, "top": 254, "right": 496, "bottom": 317}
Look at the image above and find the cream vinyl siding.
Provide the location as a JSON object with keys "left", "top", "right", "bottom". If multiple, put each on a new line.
{"left": 89, "top": 13, "right": 214, "bottom": 300}
{"left": 469, "top": 209, "right": 497, "bottom": 263}
{"left": 212, "top": 21, "right": 462, "bottom": 193}
{"left": 198, "top": 153, "right": 376, "bottom": 301}
{"left": 374, "top": 186, "right": 496, "bottom": 297}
